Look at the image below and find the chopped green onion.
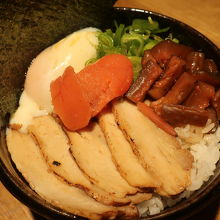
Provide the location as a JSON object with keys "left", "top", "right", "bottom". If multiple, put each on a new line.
{"left": 85, "top": 57, "right": 97, "bottom": 66}
{"left": 98, "top": 33, "right": 114, "bottom": 48}
{"left": 105, "top": 29, "right": 114, "bottom": 38}
{"left": 143, "top": 40, "right": 159, "bottom": 51}
{"left": 121, "top": 33, "right": 144, "bottom": 56}
{"left": 114, "top": 24, "right": 125, "bottom": 46}
{"left": 87, "top": 17, "right": 179, "bottom": 80}
{"left": 165, "top": 33, "right": 179, "bottom": 43}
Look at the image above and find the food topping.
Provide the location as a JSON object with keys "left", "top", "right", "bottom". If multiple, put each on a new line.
{"left": 184, "top": 81, "right": 215, "bottom": 110}
{"left": 124, "top": 36, "right": 219, "bottom": 133}
{"left": 137, "top": 102, "right": 177, "bottom": 136}
{"left": 150, "top": 40, "right": 193, "bottom": 67}
{"left": 160, "top": 104, "right": 209, "bottom": 127}
{"left": 77, "top": 54, "right": 133, "bottom": 116}
{"left": 51, "top": 54, "right": 133, "bottom": 131}
{"left": 151, "top": 72, "right": 196, "bottom": 114}
{"left": 28, "top": 115, "right": 132, "bottom": 206}
{"left": 126, "top": 60, "right": 162, "bottom": 103}
{"left": 204, "top": 59, "right": 218, "bottom": 74}
{"left": 141, "top": 50, "right": 157, "bottom": 67}
{"left": 191, "top": 70, "right": 220, "bottom": 86}
{"left": 148, "top": 55, "right": 186, "bottom": 99}
{"left": 89, "top": 17, "right": 178, "bottom": 81}
{"left": 113, "top": 100, "right": 193, "bottom": 196}
{"left": 66, "top": 122, "right": 138, "bottom": 197}
{"left": 50, "top": 66, "right": 91, "bottom": 131}
{"left": 186, "top": 51, "right": 205, "bottom": 73}
{"left": 206, "top": 107, "right": 219, "bottom": 133}
{"left": 99, "top": 107, "right": 159, "bottom": 189}
{"left": 212, "top": 88, "right": 220, "bottom": 119}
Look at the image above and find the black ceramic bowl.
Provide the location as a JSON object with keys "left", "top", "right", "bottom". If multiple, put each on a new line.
{"left": 0, "top": 5, "right": 219, "bottom": 220}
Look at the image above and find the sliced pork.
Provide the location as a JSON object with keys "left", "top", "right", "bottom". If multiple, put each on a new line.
{"left": 98, "top": 108, "right": 158, "bottom": 189}
{"left": 28, "top": 115, "right": 131, "bottom": 206}
{"left": 113, "top": 100, "right": 193, "bottom": 196}
{"left": 7, "top": 129, "right": 130, "bottom": 220}
{"left": 66, "top": 122, "right": 139, "bottom": 199}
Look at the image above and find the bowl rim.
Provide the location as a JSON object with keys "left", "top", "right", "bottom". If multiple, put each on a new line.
{"left": 0, "top": 6, "right": 219, "bottom": 220}
{"left": 114, "top": 7, "right": 220, "bottom": 50}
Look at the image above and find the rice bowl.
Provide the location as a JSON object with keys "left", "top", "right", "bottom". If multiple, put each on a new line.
{"left": 0, "top": 5, "right": 219, "bottom": 220}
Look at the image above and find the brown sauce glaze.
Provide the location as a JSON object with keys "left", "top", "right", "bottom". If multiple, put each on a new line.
{"left": 184, "top": 81, "right": 215, "bottom": 110}
{"left": 151, "top": 72, "right": 196, "bottom": 114}
{"left": 150, "top": 40, "right": 193, "bottom": 67}
{"left": 186, "top": 52, "right": 205, "bottom": 73}
{"left": 126, "top": 60, "right": 162, "bottom": 103}
{"left": 148, "top": 56, "right": 186, "bottom": 99}
{"left": 160, "top": 104, "right": 209, "bottom": 127}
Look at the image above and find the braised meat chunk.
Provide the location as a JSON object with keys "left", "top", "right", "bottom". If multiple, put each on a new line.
{"left": 148, "top": 56, "right": 186, "bottom": 99}
{"left": 186, "top": 51, "right": 205, "bottom": 73}
{"left": 126, "top": 60, "right": 162, "bottom": 103}
{"left": 150, "top": 40, "right": 193, "bottom": 67}
{"left": 160, "top": 104, "right": 209, "bottom": 127}
{"left": 151, "top": 72, "right": 196, "bottom": 114}
{"left": 184, "top": 81, "right": 215, "bottom": 110}
{"left": 212, "top": 88, "right": 220, "bottom": 119}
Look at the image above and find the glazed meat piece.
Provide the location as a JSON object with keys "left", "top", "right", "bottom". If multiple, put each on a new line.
{"left": 98, "top": 108, "right": 158, "bottom": 189}
{"left": 112, "top": 100, "right": 193, "bottom": 196}
{"left": 160, "top": 104, "right": 209, "bottom": 127}
{"left": 212, "top": 88, "right": 220, "bottom": 119}
{"left": 204, "top": 59, "right": 218, "bottom": 74}
{"left": 141, "top": 50, "right": 157, "bottom": 67}
{"left": 7, "top": 129, "right": 138, "bottom": 220}
{"left": 206, "top": 107, "right": 219, "bottom": 133}
{"left": 28, "top": 115, "right": 131, "bottom": 206}
{"left": 151, "top": 72, "right": 196, "bottom": 114}
{"left": 150, "top": 40, "right": 193, "bottom": 67}
{"left": 186, "top": 52, "right": 205, "bottom": 73}
{"left": 148, "top": 56, "right": 186, "bottom": 99}
{"left": 184, "top": 81, "right": 215, "bottom": 110}
{"left": 126, "top": 60, "right": 162, "bottom": 103}
{"left": 191, "top": 70, "right": 220, "bottom": 86}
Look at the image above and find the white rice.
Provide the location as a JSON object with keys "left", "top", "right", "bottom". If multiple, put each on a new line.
{"left": 138, "top": 125, "right": 220, "bottom": 216}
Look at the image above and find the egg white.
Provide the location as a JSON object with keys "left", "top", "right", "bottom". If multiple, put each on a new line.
{"left": 25, "top": 27, "right": 99, "bottom": 112}
{"left": 11, "top": 27, "right": 99, "bottom": 132}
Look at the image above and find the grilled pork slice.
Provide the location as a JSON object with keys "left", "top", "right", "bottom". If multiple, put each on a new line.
{"left": 28, "top": 115, "right": 131, "bottom": 206}
{"left": 128, "top": 193, "right": 152, "bottom": 204}
{"left": 99, "top": 108, "right": 158, "bottom": 190}
{"left": 113, "top": 100, "right": 193, "bottom": 196}
{"left": 66, "top": 122, "right": 139, "bottom": 199}
{"left": 6, "top": 129, "right": 138, "bottom": 220}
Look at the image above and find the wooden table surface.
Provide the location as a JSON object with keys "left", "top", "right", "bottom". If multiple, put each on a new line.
{"left": 0, "top": 0, "right": 220, "bottom": 219}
